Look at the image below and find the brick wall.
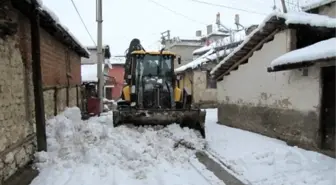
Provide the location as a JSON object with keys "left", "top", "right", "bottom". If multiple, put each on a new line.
{"left": 18, "top": 17, "right": 81, "bottom": 87}
{"left": 17, "top": 11, "right": 82, "bottom": 118}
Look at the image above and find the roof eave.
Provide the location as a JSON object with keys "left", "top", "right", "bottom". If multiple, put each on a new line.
{"left": 11, "top": 0, "right": 90, "bottom": 58}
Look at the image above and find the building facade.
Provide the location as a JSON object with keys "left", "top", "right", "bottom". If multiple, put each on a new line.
{"left": 0, "top": 0, "right": 89, "bottom": 183}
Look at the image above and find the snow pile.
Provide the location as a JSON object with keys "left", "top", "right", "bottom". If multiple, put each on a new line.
{"left": 205, "top": 109, "right": 336, "bottom": 185}
{"left": 301, "top": 0, "right": 336, "bottom": 11}
{"left": 210, "top": 11, "right": 336, "bottom": 75}
{"left": 30, "top": 107, "right": 215, "bottom": 185}
{"left": 270, "top": 37, "right": 336, "bottom": 68}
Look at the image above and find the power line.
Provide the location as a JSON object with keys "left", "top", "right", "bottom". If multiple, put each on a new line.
{"left": 147, "top": 0, "right": 208, "bottom": 25}
{"left": 184, "top": 0, "right": 268, "bottom": 16}
{"left": 69, "top": 0, "right": 97, "bottom": 46}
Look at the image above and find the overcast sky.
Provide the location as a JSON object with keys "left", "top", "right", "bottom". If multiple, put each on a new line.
{"left": 41, "top": 0, "right": 307, "bottom": 55}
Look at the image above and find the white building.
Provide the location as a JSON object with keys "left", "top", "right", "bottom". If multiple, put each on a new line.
{"left": 210, "top": 7, "right": 336, "bottom": 156}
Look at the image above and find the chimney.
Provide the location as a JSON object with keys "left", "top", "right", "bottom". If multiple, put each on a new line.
{"left": 206, "top": 25, "right": 212, "bottom": 35}
{"left": 196, "top": 30, "right": 202, "bottom": 37}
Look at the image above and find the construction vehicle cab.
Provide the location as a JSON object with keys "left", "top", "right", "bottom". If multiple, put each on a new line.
{"left": 113, "top": 39, "right": 206, "bottom": 138}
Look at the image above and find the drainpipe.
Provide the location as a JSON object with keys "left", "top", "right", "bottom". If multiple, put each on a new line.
{"left": 30, "top": 0, "right": 47, "bottom": 152}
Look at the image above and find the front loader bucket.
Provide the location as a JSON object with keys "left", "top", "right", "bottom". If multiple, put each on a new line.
{"left": 113, "top": 109, "right": 206, "bottom": 138}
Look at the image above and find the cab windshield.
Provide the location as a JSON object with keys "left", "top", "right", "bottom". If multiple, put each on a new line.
{"left": 136, "top": 54, "right": 173, "bottom": 77}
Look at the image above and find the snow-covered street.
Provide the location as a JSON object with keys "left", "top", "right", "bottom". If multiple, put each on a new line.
{"left": 29, "top": 107, "right": 224, "bottom": 185}
{"left": 205, "top": 109, "right": 336, "bottom": 185}
{"left": 28, "top": 108, "right": 335, "bottom": 185}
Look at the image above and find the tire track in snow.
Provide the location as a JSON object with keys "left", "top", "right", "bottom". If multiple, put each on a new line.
{"left": 203, "top": 148, "right": 252, "bottom": 185}
{"left": 188, "top": 157, "right": 224, "bottom": 185}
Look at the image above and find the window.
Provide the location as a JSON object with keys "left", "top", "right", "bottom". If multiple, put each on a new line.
{"left": 206, "top": 71, "right": 216, "bottom": 89}
{"left": 136, "top": 55, "right": 173, "bottom": 77}
{"left": 104, "top": 85, "right": 114, "bottom": 100}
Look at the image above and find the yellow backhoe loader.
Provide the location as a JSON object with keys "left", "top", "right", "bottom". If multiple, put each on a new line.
{"left": 113, "top": 38, "right": 206, "bottom": 138}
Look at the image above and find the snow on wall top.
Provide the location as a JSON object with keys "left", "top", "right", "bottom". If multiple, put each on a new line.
{"left": 110, "top": 56, "right": 126, "bottom": 65}
{"left": 210, "top": 11, "right": 336, "bottom": 76}
{"left": 269, "top": 37, "right": 336, "bottom": 68}
{"left": 32, "top": 0, "right": 90, "bottom": 57}
{"left": 301, "top": 0, "right": 336, "bottom": 11}
{"left": 81, "top": 64, "right": 108, "bottom": 82}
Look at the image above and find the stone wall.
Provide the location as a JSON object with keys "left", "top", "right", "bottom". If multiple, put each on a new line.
{"left": 216, "top": 30, "right": 322, "bottom": 151}
{"left": 43, "top": 86, "right": 81, "bottom": 119}
{"left": 0, "top": 3, "right": 83, "bottom": 183}
{"left": 0, "top": 35, "right": 35, "bottom": 184}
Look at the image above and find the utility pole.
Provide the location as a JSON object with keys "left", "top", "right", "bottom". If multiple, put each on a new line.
{"left": 30, "top": 0, "right": 47, "bottom": 151}
{"left": 280, "top": 0, "right": 288, "bottom": 13}
{"left": 160, "top": 30, "right": 170, "bottom": 47}
{"left": 96, "top": 0, "right": 104, "bottom": 114}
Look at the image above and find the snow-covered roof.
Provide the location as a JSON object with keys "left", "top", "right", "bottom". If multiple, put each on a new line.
{"left": 16, "top": 0, "right": 90, "bottom": 58}
{"left": 110, "top": 56, "right": 126, "bottom": 65}
{"left": 301, "top": 0, "right": 336, "bottom": 11}
{"left": 167, "top": 37, "right": 203, "bottom": 48}
{"left": 81, "top": 64, "right": 108, "bottom": 82}
{"left": 268, "top": 38, "right": 336, "bottom": 72}
{"left": 175, "top": 48, "right": 232, "bottom": 73}
{"left": 210, "top": 11, "right": 336, "bottom": 79}
{"left": 82, "top": 46, "right": 112, "bottom": 64}
{"left": 193, "top": 30, "right": 245, "bottom": 55}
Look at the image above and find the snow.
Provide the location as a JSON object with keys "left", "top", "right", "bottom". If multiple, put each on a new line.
{"left": 301, "top": 0, "right": 336, "bottom": 11}
{"left": 175, "top": 48, "right": 231, "bottom": 73}
{"left": 33, "top": 0, "right": 90, "bottom": 56}
{"left": 29, "top": 107, "right": 224, "bottom": 185}
{"left": 210, "top": 11, "right": 336, "bottom": 75}
{"left": 27, "top": 107, "right": 336, "bottom": 185}
{"left": 193, "top": 31, "right": 245, "bottom": 55}
{"left": 205, "top": 109, "right": 336, "bottom": 185}
{"left": 109, "top": 56, "right": 126, "bottom": 65}
{"left": 81, "top": 64, "right": 107, "bottom": 82}
{"left": 269, "top": 37, "right": 336, "bottom": 68}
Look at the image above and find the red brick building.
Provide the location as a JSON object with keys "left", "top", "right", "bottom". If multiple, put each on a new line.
{"left": 81, "top": 52, "right": 125, "bottom": 101}
{"left": 107, "top": 57, "right": 125, "bottom": 100}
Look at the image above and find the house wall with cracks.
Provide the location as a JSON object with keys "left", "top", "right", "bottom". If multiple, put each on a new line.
{"left": 216, "top": 30, "right": 322, "bottom": 151}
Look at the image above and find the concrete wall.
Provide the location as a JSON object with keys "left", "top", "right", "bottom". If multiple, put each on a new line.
{"left": 178, "top": 67, "right": 217, "bottom": 106}
{"left": 180, "top": 71, "right": 193, "bottom": 95}
{"left": 317, "top": 2, "right": 336, "bottom": 17}
{"left": 192, "top": 70, "right": 217, "bottom": 106}
{"left": 217, "top": 30, "right": 321, "bottom": 150}
{"left": 170, "top": 45, "right": 202, "bottom": 69}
